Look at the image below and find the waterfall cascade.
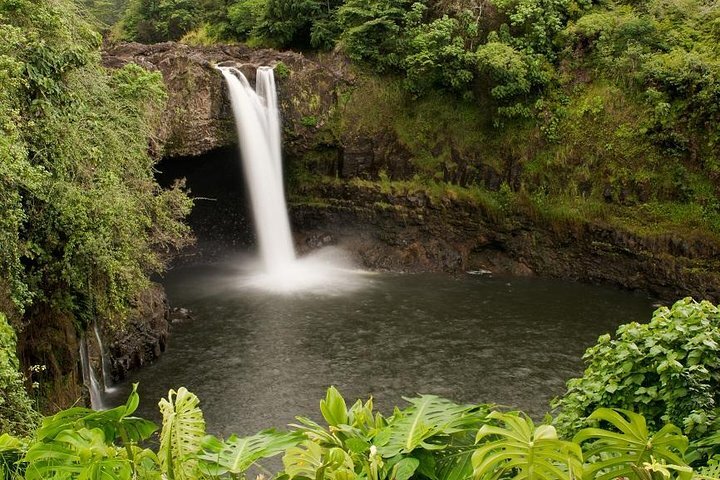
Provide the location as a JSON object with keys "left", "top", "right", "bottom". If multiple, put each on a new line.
{"left": 93, "top": 322, "right": 114, "bottom": 392}
{"left": 218, "top": 66, "right": 295, "bottom": 275}
{"left": 217, "top": 64, "right": 364, "bottom": 294}
{"left": 79, "top": 335, "right": 103, "bottom": 410}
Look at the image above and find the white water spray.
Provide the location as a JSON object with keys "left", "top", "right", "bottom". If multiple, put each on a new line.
{"left": 92, "top": 322, "right": 114, "bottom": 392}
{"left": 79, "top": 335, "right": 103, "bottom": 409}
{"left": 218, "top": 66, "right": 296, "bottom": 275}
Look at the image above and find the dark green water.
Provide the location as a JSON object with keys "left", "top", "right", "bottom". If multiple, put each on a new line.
{"left": 104, "top": 257, "right": 654, "bottom": 437}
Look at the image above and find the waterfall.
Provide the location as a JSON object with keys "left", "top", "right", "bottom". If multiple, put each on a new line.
{"left": 92, "top": 322, "right": 113, "bottom": 392}
{"left": 217, "top": 64, "right": 365, "bottom": 294}
{"left": 79, "top": 335, "right": 103, "bottom": 410}
{"left": 218, "top": 66, "right": 296, "bottom": 275}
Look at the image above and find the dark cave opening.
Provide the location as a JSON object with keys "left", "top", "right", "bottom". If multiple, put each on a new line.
{"left": 156, "top": 147, "right": 255, "bottom": 262}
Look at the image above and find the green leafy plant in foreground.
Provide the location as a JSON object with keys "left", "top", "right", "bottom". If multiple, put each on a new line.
{"left": 575, "top": 408, "right": 691, "bottom": 480}
{"left": 1, "top": 385, "right": 719, "bottom": 479}
{"left": 284, "top": 386, "right": 492, "bottom": 480}
{"left": 472, "top": 411, "right": 583, "bottom": 480}
{"left": 16, "top": 383, "right": 158, "bottom": 479}
{"left": 158, "top": 387, "right": 206, "bottom": 479}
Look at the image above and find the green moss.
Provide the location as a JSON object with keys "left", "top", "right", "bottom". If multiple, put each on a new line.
{"left": 274, "top": 61, "right": 291, "bottom": 79}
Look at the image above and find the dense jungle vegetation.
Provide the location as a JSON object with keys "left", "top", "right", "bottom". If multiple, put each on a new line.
{"left": 2, "top": 0, "right": 720, "bottom": 478}
{"left": 0, "top": 0, "right": 191, "bottom": 423}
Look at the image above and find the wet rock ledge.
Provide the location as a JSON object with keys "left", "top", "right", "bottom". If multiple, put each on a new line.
{"left": 291, "top": 183, "right": 720, "bottom": 304}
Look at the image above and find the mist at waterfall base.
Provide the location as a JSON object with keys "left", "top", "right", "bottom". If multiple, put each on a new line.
{"left": 217, "top": 66, "right": 363, "bottom": 294}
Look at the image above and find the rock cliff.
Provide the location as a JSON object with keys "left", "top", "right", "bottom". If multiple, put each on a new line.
{"left": 292, "top": 183, "right": 720, "bottom": 303}
{"left": 102, "top": 42, "right": 350, "bottom": 162}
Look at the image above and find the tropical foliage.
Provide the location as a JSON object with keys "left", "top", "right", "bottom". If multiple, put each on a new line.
{"left": 553, "top": 298, "right": 720, "bottom": 442}
{"left": 1, "top": 0, "right": 192, "bottom": 319}
{"left": 1, "top": 385, "right": 718, "bottom": 479}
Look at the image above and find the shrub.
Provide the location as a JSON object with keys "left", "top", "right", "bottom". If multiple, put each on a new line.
{"left": 476, "top": 36, "right": 553, "bottom": 120}
{"left": 553, "top": 298, "right": 720, "bottom": 441}
{"left": 121, "top": 0, "right": 201, "bottom": 42}
{"left": 403, "top": 15, "right": 477, "bottom": 94}
{"left": 226, "top": 0, "right": 267, "bottom": 40}
{"left": 0, "top": 313, "right": 40, "bottom": 437}
{"left": 274, "top": 61, "right": 291, "bottom": 79}
{"left": 336, "top": 0, "right": 417, "bottom": 71}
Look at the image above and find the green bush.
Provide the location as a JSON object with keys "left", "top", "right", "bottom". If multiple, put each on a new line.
{"left": 336, "top": 0, "right": 416, "bottom": 71}
{"left": 553, "top": 298, "right": 720, "bottom": 441}
{"left": 226, "top": 0, "right": 267, "bottom": 40}
{"left": 121, "top": 0, "right": 201, "bottom": 42}
{"left": 257, "top": 0, "right": 343, "bottom": 49}
{"left": 403, "top": 14, "right": 477, "bottom": 94}
{"left": 274, "top": 61, "right": 291, "bottom": 79}
{"left": 493, "top": 0, "right": 591, "bottom": 55}
{"left": 0, "top": 313, "right": 39, "bottom": 437}
{"left": 476, "top": 36, "right": 553, "bottom": 120}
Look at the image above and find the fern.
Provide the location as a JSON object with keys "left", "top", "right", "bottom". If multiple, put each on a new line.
{"left": 158, "top": 387, "right": 206, "bottom": 480}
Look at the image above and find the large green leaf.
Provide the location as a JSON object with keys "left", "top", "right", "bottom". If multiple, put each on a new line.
{"left": 284, "top": 439, "right": 326, "bottom": 479}
{"left": 321, "top": 386, "right": 349, "bottom": 427}
{"left": 158, "top": 387, "right": 206, "bottom": 480}
{"left": 376, "top": 396, "right": 489, "bottom": 457}
{"left": 472, "top": 411, "right": 583, "bottom": 480}
{"left": 35, "top": 383, "right": 156, "bottom": 445}
{"left": 198, "top": 429, "right": 302, "bottom": 476}
{"left": 23, "top": 427, "right": 133, "bottom": 480}
{"left": 574, "top": 408, "right": 691, "bottom": 480}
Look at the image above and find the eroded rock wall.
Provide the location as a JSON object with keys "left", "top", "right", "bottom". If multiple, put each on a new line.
{"left": 102, "top": 42, "right": 350, "bottom": 163}
{"left": 14, "top": 283, "right": 170, "bottom": 411}
{"left": 291, "top": 183, "right": 720, "bottom": 303}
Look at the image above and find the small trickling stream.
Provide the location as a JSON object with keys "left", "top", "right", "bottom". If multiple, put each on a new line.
{"left": 104, "top": 258, "right": 654, "bottom": 437}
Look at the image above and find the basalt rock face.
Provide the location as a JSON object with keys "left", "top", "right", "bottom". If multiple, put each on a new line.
{"left": 102, "top": 42, "right": 351, "bottom": 163}
{"left": 14, "top": 283, "right": 170, "bottom": 412}
{"left": 105, "top": 283, "right": 170, "bottom": 383}
{"left": 291, "top": 183, "right": 720, "bottom": 303}
{"left": 16, "top": 304, "right": 83, "bottom": 412}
